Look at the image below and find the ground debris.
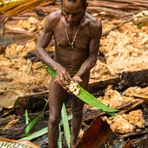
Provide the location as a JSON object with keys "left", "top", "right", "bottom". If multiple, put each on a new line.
{"left": 103, "top": 110, "right": 145, "bottom": 134}
{"left": 0, "top": 2, "right": 148, "bottom": 148}
{"left": 0, "top": 137, "right": 40, "bottom": 148}
{"left": 98, "top": 85, "right": 146, "bottom": 108}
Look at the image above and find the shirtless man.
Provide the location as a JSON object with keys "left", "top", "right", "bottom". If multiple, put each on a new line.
{"left": 36, "top": 0, "right": 102, "bottom": 147}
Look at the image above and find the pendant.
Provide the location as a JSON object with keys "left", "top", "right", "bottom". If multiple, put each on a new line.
{"left": 70, "top": 42, "right": 74, "bottom": 48}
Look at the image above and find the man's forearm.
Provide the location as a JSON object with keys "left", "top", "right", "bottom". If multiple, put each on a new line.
{"left": 36, "top": 47, "right": 60, "bottom": 71}
{"left": 76, "top": 56, "right": 97, "bottom": 77}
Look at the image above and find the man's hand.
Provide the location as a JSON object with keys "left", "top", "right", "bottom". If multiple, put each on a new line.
{"left": 72, "top": 75, "right": 83, "bottom": 84}
{"left": 55, "top": 65, "right": 71, "bottom": 87}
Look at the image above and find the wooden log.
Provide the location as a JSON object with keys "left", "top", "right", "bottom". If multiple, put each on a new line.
{"left": 88, "top": 1, "right": 147, "bottom": 10}
{"left": 18, "top": 91, "right": 49, "bottom": 99}
{"left": 82, "top": 99, "right": 143, "bottom": 122}
{"left": 82, "top": 109, "right": 101, "bottom": 121}
{"left": 89, "top": 69, "right": 148, "bottom": 93}
{"left": 121, "top": 69, "right": 148, "bottom": 89}
{"left": 88, "top": 6, "right": 128, "bottom": 17}
{"left": 132, "top": 94, "right": 148, "bottom": 103}
{"left": 89, "top": 77, "right": 120, "bottom": 94}
{"left": 105, "top": 0, "right": 148, "bottom": 5}
{"left": 5, "top": 28, "right": 34, "bottom": 37}
{"left": 0, "top": 116, "right": 48, "bottom": 139}
{"left": 118, "top": 99, "right": 144, "bottom": 115}
{"left": 119, "top": 128, "right": 148, "bottom": 139}
{"left": 0, "top": 127, "right": 24, "bottom": 139}
{"left": 131, "top": 135, "right": 148, "bottom": 147}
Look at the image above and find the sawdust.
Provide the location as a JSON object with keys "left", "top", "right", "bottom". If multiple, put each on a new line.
{"left": 98, "top": 85, "right": 144, "bottom": 108}
{"left": 104, "top": 110, "right": 145, "bottom": 134}
{"left": 0, "top": 12, "right": 148, "bottom": 108}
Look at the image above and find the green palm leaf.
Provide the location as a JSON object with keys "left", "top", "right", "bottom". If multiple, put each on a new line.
{"left": 61, "top": 103, "right": 71, "bottom": 148}
{"left": 58, "top": 125, "right": 62, "bottom": 148}
{"left": 24, "top": 100, "right": 48, "bottom": 135}
{"left": 20, "top": 115, "right": 72, "bottom": 141}
{"left": 47, "top": 67, "right": 117, "bottom": 115}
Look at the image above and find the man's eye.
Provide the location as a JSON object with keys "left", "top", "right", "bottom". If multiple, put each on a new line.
{"left": 72, "top": 12, "right": 80, "bottom": 16}
{"left": 63, "top": 11, "right": 69, "bottom": 15}
{"left": 72, "top": 13, "right": 77, "bottom": 16}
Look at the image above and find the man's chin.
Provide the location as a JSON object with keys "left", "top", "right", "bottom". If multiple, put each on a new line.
{"left": 67, "top": 21, "right": 75, "bottom": 26}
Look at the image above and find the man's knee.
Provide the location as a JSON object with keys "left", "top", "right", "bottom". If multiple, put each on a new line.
{"left": 72, "top": 108, "right": 83, "bottom": 117}
{"left": 49, "top": 114, "right": 61, "bottom": 125}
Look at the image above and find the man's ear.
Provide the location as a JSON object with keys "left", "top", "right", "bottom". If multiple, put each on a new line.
{"left": 61, "top": 6, "right": 64, "bottom": 13}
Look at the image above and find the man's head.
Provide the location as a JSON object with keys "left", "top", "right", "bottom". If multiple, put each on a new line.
{"left": 61, "top": 0, "right": 88, "bottom": 26}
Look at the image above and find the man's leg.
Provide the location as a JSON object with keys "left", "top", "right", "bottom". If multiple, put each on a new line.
{"left": 48, "top": 78, "right": 67, "bottom": 148}
{"left": 71, "top": 75, "right": 89, "bottom": 147}
{"left": 71, "top": 96, "right": 84, "bottom": 147}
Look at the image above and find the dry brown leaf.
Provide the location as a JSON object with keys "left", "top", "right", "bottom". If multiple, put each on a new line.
{"left": 0, "top": 89, "right": 19, "bottom": 109}
{"left": 0, "top": 137, "right": 40, "bottom": 148}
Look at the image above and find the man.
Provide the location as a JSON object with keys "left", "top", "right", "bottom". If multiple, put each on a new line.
{"left": 36, "top": 0, "right": 102, "bottom": 147}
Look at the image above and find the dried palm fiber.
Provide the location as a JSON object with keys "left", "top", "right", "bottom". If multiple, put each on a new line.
{"left": 0, "top": 0, "right": 54, "bottom": 16}
{"left": 0, "top": 137, "right": 39, "bottom": 148}
{"left": 1, "top": 0, "right": 148, "bottom": 18}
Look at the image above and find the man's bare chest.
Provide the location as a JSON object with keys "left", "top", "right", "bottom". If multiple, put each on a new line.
{"left": 53, "top": 22, "right": 90, "bottom": 50}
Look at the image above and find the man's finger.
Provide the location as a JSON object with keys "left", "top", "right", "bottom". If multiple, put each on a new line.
{"left": 72, "top": 76, "right": 83, "bottom": 83}
{"left": 77, "top": 77, "right": 82, "bottom": 82}
{"left": 60, "top": 74, "right": 68, "bottom": 87}
{"left": 54, "top": 76, "right": 59, "bottom": 84}
{"left": 64, "top": 74, "right": 69, "bottom": 82}
{"left": 67, "top": 72, "right": 72, "bottom": 80}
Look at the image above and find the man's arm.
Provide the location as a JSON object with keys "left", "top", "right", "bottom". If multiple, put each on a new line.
{"left": 36, "top": 13, "right": 71, "bottom": 86}
{"left": 73, "top": 20, "right": 102, "bottom": 82}
{"left": 36, "top": 14, "right": 59, "bottom": 70}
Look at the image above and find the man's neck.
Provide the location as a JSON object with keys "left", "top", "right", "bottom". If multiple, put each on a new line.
{"left": 70, "top": 17, "right": 84, "bottom": 29}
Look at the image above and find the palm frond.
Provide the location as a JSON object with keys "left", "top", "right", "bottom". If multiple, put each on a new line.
{"left": 47, "top": 67, "right": 117, "bottom": 115}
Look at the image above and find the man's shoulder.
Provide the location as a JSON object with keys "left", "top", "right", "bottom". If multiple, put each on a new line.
{"left": 44, "top": 10, "right": 61, "bottom": 30}
{"left": 85, "top": 13, "right": 102, "bottom": 37}
{"left": 85, "top": 13, "right": 102, "bottom": 29}
{"left": 46, "top": 10, "right": 61, "bottom": 22}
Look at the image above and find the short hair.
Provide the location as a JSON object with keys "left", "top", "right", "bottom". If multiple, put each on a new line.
{"left": 61, "top": 0, "right": 87, "bottom": 7}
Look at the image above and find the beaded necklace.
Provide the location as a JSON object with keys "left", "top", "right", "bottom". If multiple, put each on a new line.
{"left": 64, "top": 17, "right": 83, "bottom": 48}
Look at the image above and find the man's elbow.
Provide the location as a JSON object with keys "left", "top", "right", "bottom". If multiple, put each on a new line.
{"left": 91, "top": 56, "right": 97, "bottom": 67}
{"left": 35, "top": 46, "right": 42, "bottom": 58}
{"left": 88, "top": 57, "right": 97, "bottom": 71}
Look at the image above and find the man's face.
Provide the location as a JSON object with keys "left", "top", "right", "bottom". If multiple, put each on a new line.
{"left": 62, "top": 0, "right": 86, "bottom": 26}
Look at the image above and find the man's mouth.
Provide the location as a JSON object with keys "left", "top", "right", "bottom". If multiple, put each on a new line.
{"left": 67, "top": 20, "right": 74, "bottom": 24}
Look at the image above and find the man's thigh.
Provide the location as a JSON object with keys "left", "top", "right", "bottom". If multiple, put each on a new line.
{"left": 48, "top": 78, "right": 67, "bottom": 115}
